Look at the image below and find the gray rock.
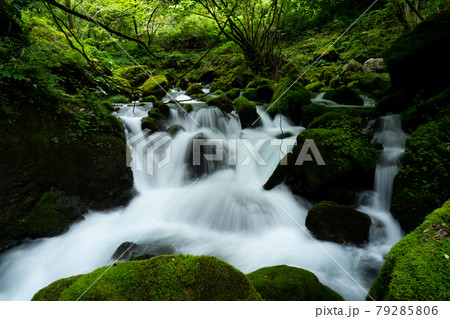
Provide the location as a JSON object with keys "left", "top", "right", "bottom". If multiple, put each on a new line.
{"left": 363, "top": 58, "right": 386, "bottom": 73}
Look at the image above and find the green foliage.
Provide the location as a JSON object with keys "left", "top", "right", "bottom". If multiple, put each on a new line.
{"left": 368, "top": 200, "right": 450, "bottom": 301}
{"left": 391, "top": 115, "right": 450, "bottom": 232}
{"left": 109, "top": 94, "right": 130, "bottom": 104}
{"left": 307, "top": 111, "right": 362, "bottom": 130}
{"left": 247, "top": 265, "right": 344, "bottom": 301}
{"left": 32, "top": 255, "right": 263, "bottom": 301}
{"left": 302, "top": 103, "right": 327, "bottom": 127}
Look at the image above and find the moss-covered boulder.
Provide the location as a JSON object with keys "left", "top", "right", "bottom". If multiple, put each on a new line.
{"left": 206, "top": 94, "right": 234, "bottom": 113}
{"left": 391, "top": 116, "right": 450, "bottom": 233}
{"left": 255, "top": 85, "right": 274, "bottom": 102}
{"left": 0, "top": 85, "right": 133, "bottom": 246}
{"left": 247, "top": 265, "right": 344, "bottom": 301}
{"left": 176, "top": 77, "right": 190, "bottom": 90}
{"left": 185, "top": 83, "right": 204, "bottom": 96}
{"left": 301, "top": 104, "right": 327, "bottom": 127}
{"left": 141, "top": 117, "right": 165, "bottom": 132}
{"left": 243, "top": 87, "right": 258, "bottom": 101}
{"left": 234, "top": 97, "right": 258, "bottom": 128}
{"left": 267, "top": 77, "right": 311, "bottom": 124}
{"left": 148, "top": 108, "right": 166, "bottom": 121}
{"left": 139, "top": 75, "right": 169, "bottom": 99}
{"left": 367, "top": 200, "right": 450, "bottom": 301}
{"left": 245, "top": 78, "right": 271, "bottom": 90}
{"left": 225, "top": 88, "right": 241, "bottom": 100}
{"left": 32, "top": 255, "right": 262, "bottom": 301}
{"left": 314, "top": 46, "right": 339, "bottom": 62}
{"left": 167, "top": 125, "right": 185, "bottom": 137}
{"left": 210, "top": 80, "right": 230, "bottom": 93}
{"left": 305, "top": 81, "right": 325, "bottom": 92}
{"left": 139, "top": 95, "right": 158, "bottom": 103}
{"left": 319, "top": 66, "right": 338, "bottom": 86}
{"left": 323, "top": 87, "right": 364, "bottom": 106}
{"left": 115, "top": 65, "right": 150, "bottom": 87}
{"left": 305, "top": 201, "right": 371, "bottom": 245}
{"left": 347, "top": 72, "right": 390, "bottom": 98}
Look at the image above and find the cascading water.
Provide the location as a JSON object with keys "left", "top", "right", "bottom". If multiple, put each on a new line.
{"left": 0, "top": 90, "right": 405, "bottom": 301}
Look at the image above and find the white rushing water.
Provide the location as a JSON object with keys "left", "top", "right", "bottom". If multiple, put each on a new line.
{"left": 0, "top": 89, "right": 405, "bottom": 301}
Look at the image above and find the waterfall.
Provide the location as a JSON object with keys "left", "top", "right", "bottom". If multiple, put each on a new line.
{"left": 0, "top": 91, "right": 405, "bottom": 301}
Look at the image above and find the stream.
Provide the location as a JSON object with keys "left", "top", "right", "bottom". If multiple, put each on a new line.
{"left": 0, "top": 89, "right": 405, "bottom": 301}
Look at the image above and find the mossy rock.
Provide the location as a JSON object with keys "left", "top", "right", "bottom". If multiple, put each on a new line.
{"left": 210, "top": 80, "right": 230, "bottom": 93}
{"left": 115, "top": 65, "right": 150, "bottom": 87}
{"left": 301, "top": 104, "right": 327, "bottom": 127}
{"left": 148, "top": 108, "right": 166, "bottom": 121}
{"left": 391, "top": 116, "right": 450, "bottom": 233}
{"left": 314, "top": 46, "right": 339, "bottom": 62}
{"left": 245, "top": 78, "right": 271, "bottom": 90}
{"left": 20, "top": 192, "right": 70, "bottom": 238}
{"left": 206, "top": 94, "right": 234, "bottom": 113}
{"left": 212, "top": 90, "right": 224, "bottom": 95}
{"left": 367, "top": 200, "right": 450, "bottom": 301}
{"left": 347, "top": 72, "right": 390, "bottom": 97}
{"left": 141, "top": 117, "right": 165, "bottom": 132}
{"left": 267, "top": 77, "right": 311, "bottom": 124}
{"left": 243, "top": 87, "right": 258, "bottom": 101}
{"left": 255, "top": 84, "right": 274, "bottom": 102}
{"left": 152, "top": 100, "right": 170, "bottom": 117}
{"left": 247, "top": 265, "right": 344, "bottom": 301}
{"left": 139, "top": 75, "right": 169, "bottom": 99}
{"left": 234, "top": 96, "right": 258, "bottom": 128}
{"left": 305, "top": 201, "right": 371, "bottom": 245}
{"left": 323, "top": 87, "right": 363, "bottom": 106}
{"left": 230, "top": 69, "right": 255, "bottom": 88}
{"left": 180, "top": 103, "right": 193, "bottom": 113}
{"left": 319, "top": 66, "right": 337, "bottom": 86}
{"left": 289, "top": 126, "right": 376, "bottom": 197}
{"left": 139, "top": 95, "right": 158, "bottom": 103}
{"left": 32, "top": 255, "right": 263, "bottom": 301}
{"left": 176, "top": 77, "right": 190, "bottom": 90}
{"left": 167, "top": 125, "right": 185, "bottom": 137}
{"left": 305, "top": 81, "right": 325, "bottom": 92}
{"left": 185, "top": 83, "right": 204, "bottom": 96}
{"left": 225, "top": 88, "right": 240, "bottom": 100}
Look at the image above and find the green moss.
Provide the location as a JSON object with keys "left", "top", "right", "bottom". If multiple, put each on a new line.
{"left": 245, "top": 78, "right": 271, "bottom": 90}
{"left": 176, "top": 77, "right": 190, "bottom": 90}
{"left": 243, "top": 87, "right": 258, "bottom": 101}
{"left": 391, "top": 116, "right": 450, "bottom": 232}
{"left": 141, "top": 117, "right": 165, "bottom": 132}
{"left": 247, "top": 265, "right": 344, "bottom": 301}
{"left": 24, "top": 192, "right": 70, "bottom": 238}
{"left": 210, "top": 80, "right": 230, "bottom": 93}
{"left": 305, "top": 201, "right": 371, "bottom": 244}
{"left": 206, "top": 94, "right": 234, "bottom": 113}
{"left": 225, "top": 88, "right": 240, "bottom": 100}
{"left": 323, "top": 87, "right": 364, "bottom": 105}
{"left": 32, "top": 275, "right": 84, "bottom": 301}
{"left": 314, "top": 46, "right": 339, "bottom": 62}
{"left": 148, "top": 108, "right": 166, "bottom": 121}
{"left": 99, "top": 100, "right": 114, "bottom": 112}
{"left": 255, "top": 85, "right": 274, "bottom": 102}
{"left": 115, "top": 65, "right": 150, "bottom": 87}
{"left": 185, "top": 83, "right": 204, "bottom": 96}
{"left": 234, "top": 96, "right": 258, "bottom": 128}
{"left": 368, "top": 200, "right": 450, "bottom": 301}
{"left": 32, "top": 255, "right": 262, "bottom": 301}
{"left": 139, "top": 75, "right": 169, "bottom": 99}
{"left": 139, "top": 95, "right": 158, "bottom": 103}
{"left": 267, "top": 77, "right": 311, "bottom": 124}
{"left": 305, "top": 81, "right": 325, "bottom": 92}
{"left": 302, "top": 103, "right": 327, "bottom": 127}
{"left": 167, "top": 125, "right": 185, "bottom": 137}
{"left": 289, "top": 125, "right": 377, "bottom": 197}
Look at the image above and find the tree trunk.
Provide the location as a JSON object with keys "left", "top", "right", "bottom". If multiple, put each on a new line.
{"left": 65, "top": 0, "right": 75, "bottom": 29}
